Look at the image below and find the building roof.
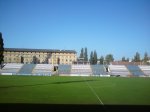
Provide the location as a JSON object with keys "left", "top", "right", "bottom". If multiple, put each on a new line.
{"left": 111, "top": 61, "right": 142, "bottom": 65}
{"left": 4, "top": 48, "right": 77, "bottom": 53}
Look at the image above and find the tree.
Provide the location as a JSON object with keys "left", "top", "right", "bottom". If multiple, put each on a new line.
{"left": 93, "top": 50, "right": 97, "bottom": 64}
{"left": 89, "top": 51, "right": 93, "bottom": 64}
{"left": 79, "top": 48, "right": 84, "bottom": 59}
{"left": 100, "top": 56, "right": 104, "bottom": 64}
{"left": 122, "top": 56, "right": 126, "bottom": 62}
{"left": 84, "top": 47, "right": 88, "bottom": 61}
{"left": 126, "top": 58, "right": 129, "bottom": 62}
{"left": 122, "top": 56, "right": 130, "bottom": 62}
{"left": 143, "top": 52, "right": 149, "bottom": 64}
{"left": 105, "top": 54, "right": 114, "bottom": 64}
{"left": 133, "top": 52, "right": 140, "bottom": 62}
{"left": 0, "top": 32, "right": 4, "bottom": 68}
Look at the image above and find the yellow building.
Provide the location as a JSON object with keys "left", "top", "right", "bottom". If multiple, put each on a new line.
{"left": 4, "top": 48, "right": 77, "bottom": 64}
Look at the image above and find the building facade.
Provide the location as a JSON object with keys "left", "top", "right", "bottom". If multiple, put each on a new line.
{"left": 4, "top": 48, "right": 77, "bottom": 65}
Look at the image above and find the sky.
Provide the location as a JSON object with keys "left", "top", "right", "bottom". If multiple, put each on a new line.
{"left": 0, "top": 0, "right": 150, "bottom": 60}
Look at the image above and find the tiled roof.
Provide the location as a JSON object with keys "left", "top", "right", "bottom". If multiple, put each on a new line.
{"left": 111, "top": 61, "right": 142, "bottom": 65}
{"left": 4, "top": 48, "right": 76, "bottom": 53}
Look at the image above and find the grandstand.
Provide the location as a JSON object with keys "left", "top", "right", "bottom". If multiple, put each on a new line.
{"left": 91, "top": 65, "right": 107, "bottom": 75}
{"left": 109, "top": 65, "right": 131, "bottom": 77}
{"left": 138, "top": 65, "right": 150, "bottom": 76}
{"left": 126, "top": 65, "right": 145, "bottom": 76}
{"left": 70, "top": 65, "right": 92, "bottom": 76}
{"left": 58, "top": 64, "right": 71, "bottom": 76}
{"left": 0, "top": 63, "right": 23, "bottom": 75}
{"left": 0, "top": 64, "right": 53, "bottom": 76}
{"left": 32, "top": 64, "right": 53, "bottom": 76}
{"left": 1, "top": 63, "right": 150, "bottom": 77}
{"left": 18, "top": 64, "right": 36, "bottom": 75}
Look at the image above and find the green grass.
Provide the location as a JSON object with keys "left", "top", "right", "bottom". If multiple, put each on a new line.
{"left": 0, "top": 75, "right": 150, "bottom": 105}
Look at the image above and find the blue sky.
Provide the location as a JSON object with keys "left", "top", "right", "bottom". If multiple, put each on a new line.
{"left": 0, "top": 0, "right": 150, "bottom": 60}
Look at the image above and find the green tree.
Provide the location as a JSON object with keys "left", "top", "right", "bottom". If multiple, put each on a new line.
{"left": 79, "top": 48, "right": 84, "bottom": 59}
{"left": 126, "top": 58, "right": 129, "bottom": 62}
{"left": 84, "top": 47, "right": 88, "bottom": 61}
{"left": 0, "top": 32, "right": 4, "bottom": 68}
{"left": 143, "top": 52, "right": 149, "bottom": 64}
{"left": 122, "top": 56, "right": 126, "bottom": 62}
{"left": 93, "top": 50, "right": 97, "bottom": 64}
{"left": 134, "top": 52, "right": 140, "bottom": 62}
{"left": 90, "top": 51, "right": 93, "bottom": 64}
{"left": 105, "top": 54, "right": 114, "bottom": 64}
{"left": 100, "top": 56, "right": 104, "bottom": 64}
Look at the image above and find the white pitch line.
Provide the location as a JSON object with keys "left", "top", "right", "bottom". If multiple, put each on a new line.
{"left": 83, "top": 78, "right": 104, "bottom": 105}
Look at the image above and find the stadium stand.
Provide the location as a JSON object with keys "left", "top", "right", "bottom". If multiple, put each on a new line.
{"left": 71, "top": 65, "right": 92, "bottom": 76}
{"left": 0, "top": 63, "right": 23, "bottom": 75}
{"left": 126, "top": 65, "right": 145, "bottom": 76}
{"left": 58, "top": 64, "right": 71, "bottom": 75}
{"left": 18, "top": 64, "right": 36, "bottom": 75}
{"left": 109, "top": 65, "right": 131, "bottom": 77}
{"left": 91, "top": 65, "right": 107, "bottom": 75}
{"left": 32, "top": 64, "right": 53, "bottom": 76}
{"left": 138, "top": 65, "right": 150, "bottom": 76}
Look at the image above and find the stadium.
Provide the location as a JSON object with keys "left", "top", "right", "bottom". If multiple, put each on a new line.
{"left": 0, "top": 48, "right": 150, "bottom": 111}
{"left": 1, "top": 47, "right": 150, "bottom": 77}
{"left": 1, "top": 0, "right": 150, "bottom": 111}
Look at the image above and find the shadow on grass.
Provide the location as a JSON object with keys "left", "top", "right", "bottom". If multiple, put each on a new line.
{"left": 0, "top": 103, "right": 149, "bottom": 112}
{"left": 0, "top": 80, "right": 96, "bottom": 89}
{"left": 51, "top": 79, "right": 96, "bottom": 84}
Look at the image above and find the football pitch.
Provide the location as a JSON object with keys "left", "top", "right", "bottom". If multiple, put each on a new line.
{"left": 0, "top": 75, "right": 150, "bottom": 105}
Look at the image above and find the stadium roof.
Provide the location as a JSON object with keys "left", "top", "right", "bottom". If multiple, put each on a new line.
{"left": 4, "top": 48, "right": 77, "bottom": 53}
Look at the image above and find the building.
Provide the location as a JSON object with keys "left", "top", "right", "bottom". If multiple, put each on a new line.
{"left": 3, "top": 48, "right": 77, "bottom": 65}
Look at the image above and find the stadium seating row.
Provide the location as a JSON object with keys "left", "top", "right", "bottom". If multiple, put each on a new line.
{"left": 0, "top": 63, "right": 23, "bottom": 75}
{"left": 91, "top": 65, "right": 107, "bottom": 75}
{"left": 32, "top": 64, "right": 53, "bottom": 76}
{"left": 1, "top": 63, "right": 150, "bottom": 77}
{"left": 139, "top": 65, "right": 150, "bottom": 76}
{"left": 58, "top": 65, "right": 71, "bottom": 75}
{"left": 71, "top": 65, "right": 92, "bottom": 76}
{"left": 0, "top": 64, "right": 53, "bottom": 76}
{"left": 109, "top": 65, "right": 131, "bottom": 77}
{"left": 126, "top": 65, "right": 145, "bottom": 76}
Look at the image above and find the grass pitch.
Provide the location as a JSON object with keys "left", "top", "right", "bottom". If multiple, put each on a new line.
{"left": 0, "top": 75, "right": 150, "bottom": 105}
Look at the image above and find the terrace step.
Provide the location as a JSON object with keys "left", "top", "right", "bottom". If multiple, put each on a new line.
{"left": 126, "top": 65, "right": 145, "bottom": 76}
{"left": 91, "top": 65, "right": 107, "bottom": 75}
{"left": 58, "top": 65, "right": 71, "bottom": 74}
{"left": 18, "top": 64, "right": 36, "bottom": 75}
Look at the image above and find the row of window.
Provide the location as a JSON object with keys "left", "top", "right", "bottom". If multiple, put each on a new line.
{"left": 5, "top": 58, "right": 75, "bottom": 63}
{"left": 4, "top": 56, "right": 76, "bottom": 60}
{"left": 4, "top": 54, "right": 76, "bottom": 58}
